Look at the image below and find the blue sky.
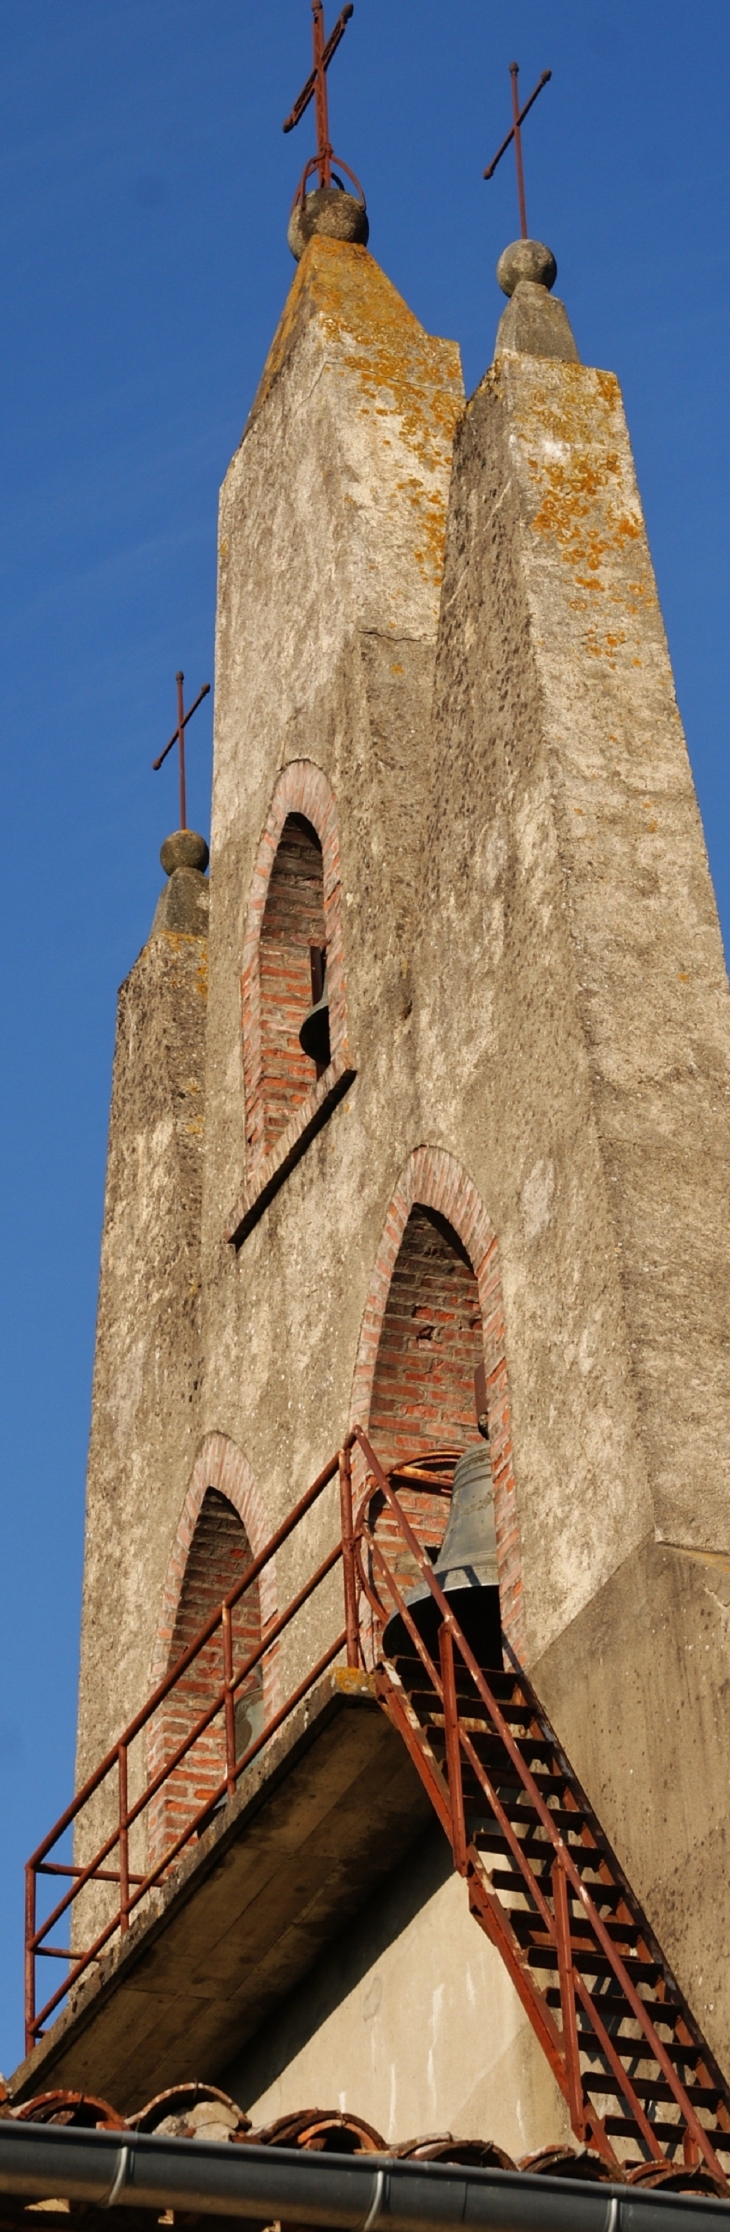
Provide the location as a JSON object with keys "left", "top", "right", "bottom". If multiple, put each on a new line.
{"left": 1, "top": 0, "right": 729, "bottom": 2078}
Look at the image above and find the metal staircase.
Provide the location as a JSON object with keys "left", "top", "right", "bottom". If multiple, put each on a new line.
{"left": 24, "top": 1423, "right": 730, "bottom": 2186}
{"left": 353, "top": 1427, "right": 730, "bottom": 2185}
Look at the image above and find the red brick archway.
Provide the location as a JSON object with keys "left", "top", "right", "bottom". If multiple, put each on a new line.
{"left": 350, "top": 1148, "right": 524, "bottom": 1652}
{"left": 241, "top": 762, "right": 348, "bottom": 1180}
{"left": 147, "top": 1436, "right": 278, "bottom": 1860}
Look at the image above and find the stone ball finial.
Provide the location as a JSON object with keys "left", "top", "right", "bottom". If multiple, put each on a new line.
{"left": 160, "top": 829, "right": 209, "bottom": 876}
{"left": 288, "top": 186, "right": 369, "bottom": 263}
{"left": 497, "top": 240, "right": 557, "bottom": 298}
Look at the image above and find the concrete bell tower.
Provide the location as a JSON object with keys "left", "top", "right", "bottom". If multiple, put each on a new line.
{"left": 19, "top": 166, "right": 730, "bottom": 2176}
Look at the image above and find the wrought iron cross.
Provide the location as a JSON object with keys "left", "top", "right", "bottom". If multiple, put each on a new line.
{"left": 484, "top": 63, "right": 552, "bottom": 240}
{"left": 283, "top": 1, "right": 361, "bottom": 205}
{"left": 152, "top": 672, "right": 210, "bottom": 833}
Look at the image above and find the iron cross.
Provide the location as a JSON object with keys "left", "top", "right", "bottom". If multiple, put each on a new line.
{"left": 484, "top": 63, "right": 552, "bottom": 240}
{"left": 283, "top": 1, "right": 357, "bottom": 199}
{"left": 152, "top": 672, "right": 210, "bottom": 833}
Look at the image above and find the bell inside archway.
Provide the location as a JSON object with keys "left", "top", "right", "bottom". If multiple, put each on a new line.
{"left": 299, "top": 945, "right": 330, "bottom": 1071}
{"left": 382, "top": 1443, "right": 502, "bottom": 1670}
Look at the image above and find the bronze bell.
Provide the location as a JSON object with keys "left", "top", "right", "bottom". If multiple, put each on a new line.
{"left": 299, "top": 945, "right": 331, "bottom": 1071}
{"left": 382, "top": 1443, "right": 502, "bottom": 1669}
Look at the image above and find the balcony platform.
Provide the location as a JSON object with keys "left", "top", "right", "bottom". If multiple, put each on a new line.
{"left": 11, "top": 1670, "right": 432, "bottom": 2116}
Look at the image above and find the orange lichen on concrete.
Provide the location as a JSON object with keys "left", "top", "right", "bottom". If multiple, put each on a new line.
{"left": 489, "top": 357, "right": 661, "bottom": 664}
{"left": 251, "top": 238, "right": 462, "bottom": 456}
{"left": 246, "top": 239, "right": 464, "bottom": 590}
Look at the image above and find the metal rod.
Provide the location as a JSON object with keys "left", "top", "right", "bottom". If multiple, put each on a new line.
{"left": 483, "top": 65, "right": 552, "bottom": 233}
{"left": 552, "top": 1853, "right": 585, "bottom": 2140}
{"left": 312, "top": 2, "right": 331, "bottom": 188}
{"left": 438, "top": 1621, "right": 467, "bottom": 1874}
{"left": 36, "top": 1863, "right": 145, "bottom": 1883}
{"left": 176, "top": 672, "right": 186, "bottom": 831}
{"left": 222, "top": 1605, "right": 236, "bottom": 1799}
{"left": 339, "top": 1446, "right": 359, "bottom": 1667}
{"left": 118, "top": 1746, "right": 129, "bottom": 1936}
{"left": 152, "top": 682, "right": 210, "bottom": 771}
{"left": 24, "top": 1864, "right": 35, "bottom": 2058}
{"left": 510, "top": 64, "right": 528, "bottom": 239}
{"left": 282, "top": 3, "right": 353, "bottom": 135}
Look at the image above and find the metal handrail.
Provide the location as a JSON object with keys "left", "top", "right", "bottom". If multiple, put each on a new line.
{"left": 27, "top": 1422, "right": 730, "bottom": 2186}
{"left": 25, "top": 1435, "right": 361, "bottom": 2054}
{"left": 350, "top": 1426, "right": 730, "bottom": 2183}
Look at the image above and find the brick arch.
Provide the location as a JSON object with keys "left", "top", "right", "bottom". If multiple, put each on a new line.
{"left": 350, "top": 1148, "right": 524, "bottom": 1652}
{"left": 147, "top": 1436, "right": 279, "bottom": 1859}
{"left": 241, "top": 761, "right": 348, "bottom": 1179}
{"left": 150, "top": 1434, "right": 276, "bottom": 1690}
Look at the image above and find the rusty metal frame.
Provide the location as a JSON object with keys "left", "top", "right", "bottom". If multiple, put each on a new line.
{"left": 25, "top": 1439, "right": 360, "bottom": 2057}
{"left": 282, "top": 1, "right": 365, "bottom": 212}
{"left": 351, "top": 1426, "right": 730, "bottom": 2184}
{"left": 24, "top": 1423, "right": 730, "bottom": 2185}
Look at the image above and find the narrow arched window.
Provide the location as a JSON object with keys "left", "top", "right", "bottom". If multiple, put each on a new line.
{"left": 366, "top": 1205, "right": 485, "bottom": 1604}
{"left": 369, "top": 1205, "right": 483, "bottom": 1472}
{"left": 234, "top": 760, "right": 354, "bottom": 1243}
{"left": 149, "top": 1490, "right": 262, "bottom": 1865}
{"left": 258, "top": 813, "right": 328, "bottom": 1155}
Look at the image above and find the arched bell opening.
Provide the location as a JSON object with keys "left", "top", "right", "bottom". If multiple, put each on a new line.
{"left": 259, "top": 813, "right": 329, "bottom": 1154}
{"left": 148, "top": 1490, "right": 263, "bottom": 1866}
{"left": 365, "top": 1205, "right": 501, "bottom": 1668}
{"left": 369, "top": 1202, "right": 484, "bottom": 1472}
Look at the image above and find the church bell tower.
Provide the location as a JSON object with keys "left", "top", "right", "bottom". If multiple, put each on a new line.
{"left": 14, "top": 27, "right": 730, "bottom": 2188}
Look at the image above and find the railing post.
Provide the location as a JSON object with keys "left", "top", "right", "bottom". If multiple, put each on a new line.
{"left": 552, "top": 1852, "right": 586, "bottom": 2140}
{"left": 438, "top": 1621, "right": 467, "bottom": 1874}
{"left": 339, "top": 1446, "right": 359, "bottom": 1669}
{"left": 222, "top": 1604, "right": 237, "bottom": 1797}
{"left": 24, "top": 1861, "right": 36, "bottom": 2056}
{"left": 118, "top": 1745, "right": 129, "bottom": 1936}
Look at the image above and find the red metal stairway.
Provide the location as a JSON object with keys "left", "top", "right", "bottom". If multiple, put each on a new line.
{"left": 24, "top": 1424, "right": 730, "bottom": 2184}
{"left": 353, "top": 1427, "right": 730, "bottom": 2185}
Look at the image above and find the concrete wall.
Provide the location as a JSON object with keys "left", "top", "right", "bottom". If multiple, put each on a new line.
{"left": 76, "top": 919, "right": 208, "bottom": 1799}
{"left": 72, "top": 235, "right": 730, "bottom": 2132}
{"left": 414, "top": 343, "right": 730, "bottom": 2072}
{"left": 222, "top": 1824, "right": 570, "bottom": 2159}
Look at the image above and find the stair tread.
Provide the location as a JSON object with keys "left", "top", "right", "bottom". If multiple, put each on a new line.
{"left": 527, "top": 1942, "right": 661, "bottom": 1983}
{"left": 490, "top": 1870, "right": 645, "bottom": 1923}
{"left": 391, "top": 1647, "right": 727, "bottom": 2171}
{"left": 603, "top": 2115, "right": 730, "bottom": 2149}
{"left": 582, "top": 2076, "right": 724, "bottom": 2108}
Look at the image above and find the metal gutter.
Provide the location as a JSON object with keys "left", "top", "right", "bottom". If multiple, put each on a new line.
{"left": 0, "top": 2121, "right": 728, "bottom": 2232}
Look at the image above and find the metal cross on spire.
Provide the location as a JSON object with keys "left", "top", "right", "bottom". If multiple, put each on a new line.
{"left": 484, "top": 63, "right": 552, "bottom": 240}
{"left": 283, "top": 1, "right": 364, "bottom": 209}
{"left": 152, "top": 672, "right": 210, "bottom": 833}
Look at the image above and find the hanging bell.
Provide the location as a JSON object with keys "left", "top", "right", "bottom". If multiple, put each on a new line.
{"left": 299, "top": 947, "right": 331, "bottom": 1070}
{"left": 382, "top": 1443, "right": 502, "bottom": 1669}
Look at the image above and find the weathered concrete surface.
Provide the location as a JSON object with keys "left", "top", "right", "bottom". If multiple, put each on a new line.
{"left": 495, "top": 282, "right": 579, "bottom": 362}
{"left": 417, "top": 345, "right": 730, "bottom": 2068}
{"left": 15, "top": 1676, "right": 431, "bottom": 2116}
{"left": 199, "top": 236, "right": 465, "bottom": 1562}
{"left": 223, "top": 1822, "right": 569, "bottom": 2159}
{"left": 75, "top": 921, "right": 208, "bottom": 1802}
{"left": 63, "top": 237, "right": 730, "bottom": 2143}
{"left": 533, "top": 1540, "right": 730, "bottom": 2064}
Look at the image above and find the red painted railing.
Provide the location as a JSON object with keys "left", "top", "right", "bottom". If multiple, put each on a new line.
{"left": 25, "top": 1438, "right": 362, "bottom": 2056}
{"left": 24, "top": 1426, "right": 730, "bottom": 2184}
